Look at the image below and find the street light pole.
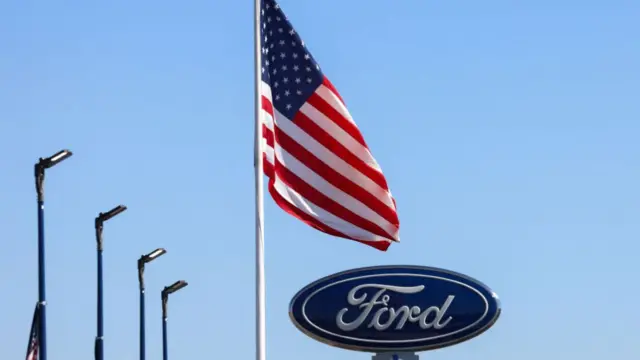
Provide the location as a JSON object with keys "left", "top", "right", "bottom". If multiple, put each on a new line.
{"left": 94, "top": 205, "right": 127, "bottom": 360}
{"left": 34, "top": 149, "right": 73, "bottom": 360}
{"left": 161, "top": 280, "right": 188, "bottom": 360}
{"left": 138, "top": 248, "right": 167, "bottom": 360}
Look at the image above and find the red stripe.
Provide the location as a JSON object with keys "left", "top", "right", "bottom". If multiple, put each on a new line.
{"left": 263, "top": 125, "right": 274, "bottom": 147}
{"left": 261, "top": 95, "right": 274, "bottom": 116}
{"left": 292, "top": 111, "right": 390, "bottom": 190}
{"left": 263, "top": 154, "right": 274, "bottom": 177}
{"left": 267, "top": 178, "right": 390, "bottom": 251}
{"left": 261, "top": 95, "right": 275, "bottom": 148}
{"left": 263, "top": 89, "right": 390, "bottom": 193}
{"left": 261, "top": 94, "right": 274, "bottom": 178}
{"left": 261, "top": 93, "right": 274, "bottom": 178}
{"left": 271, "top": 150, "right": 395, "bottom": 240}
{"left": 306, "top": 91, "right": 367, "bottom": 147}
{"left": 274, "top": 123, "right": 399, "bottom": 226}
{"left": 322, "top": 77, "right": 345, "bottom": 105}
{"left": 260, "top": 82, "right": 397, "bottom": 250}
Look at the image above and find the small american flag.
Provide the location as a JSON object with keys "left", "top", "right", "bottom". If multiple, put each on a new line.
{"left": 25, "top": 304, "right": 40, "bottom": 360}
{"left": 259, "top": 0, "right": 400, "bottom": 251}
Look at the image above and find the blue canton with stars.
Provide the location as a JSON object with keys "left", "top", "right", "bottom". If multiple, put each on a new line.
{"left": 261, "top": 0, "right": 324, "bottom": 120}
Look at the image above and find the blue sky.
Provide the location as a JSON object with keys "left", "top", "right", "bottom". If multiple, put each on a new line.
{"left": 1, "top": 0, "right": 639, "bottom": 359}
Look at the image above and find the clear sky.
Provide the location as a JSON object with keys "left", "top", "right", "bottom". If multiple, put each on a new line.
{"left": 1, "top": 0, "right": 639, "bottom": 359}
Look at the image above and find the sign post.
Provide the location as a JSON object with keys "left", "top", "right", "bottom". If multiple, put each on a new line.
{"left": 373, "top": 353, "right": 419, "bottom": 360}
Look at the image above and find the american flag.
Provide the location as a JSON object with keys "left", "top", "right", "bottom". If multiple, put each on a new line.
{"left": 25, "top": 304, "right": 40, "bottom": 360}
{"left": 259, "top": 0, "right": 400, "bottom": 251}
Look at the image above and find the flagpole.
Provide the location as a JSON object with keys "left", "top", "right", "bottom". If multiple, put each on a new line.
{"left": 253, "top": 0, "right": 266, "bottom": 359}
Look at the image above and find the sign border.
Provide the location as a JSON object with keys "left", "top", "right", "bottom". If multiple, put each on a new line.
{"left": 288, "top": 265, "right": 501, "bottom": 353}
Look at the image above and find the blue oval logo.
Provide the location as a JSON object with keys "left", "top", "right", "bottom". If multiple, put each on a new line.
{"left": 289, "top": 265, "right": 501, "bottom": 352}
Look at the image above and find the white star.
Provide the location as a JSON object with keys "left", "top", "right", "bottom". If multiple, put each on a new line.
{"left": 278, "top": 28, "right": 283, "bottom": 33}
{"left": 286, "top": 104, "right": 292, "bottom": 110}
{"left": 316, "top": 64, "right": 320, "bottom": 70}
{"left": 262, "top": 67, "right": 265, "bottom": 73}
{"left": 276, "top": 16, "right": 281, "bottom": 21}
{"left": 291, "top": 41, "right": 297, "bottom": 47}
{"left": 284, "top": 90, "right": 290, "bottom": 96}
{"left": 274, "top": 81, "right": 279, "bottom": 88}
{"left": 295, "top": 78, "right": 301, "bottom": 84}
{"left": 296, "top": 89, "right": 302, "bottom": 95}
{"left": 280, "top": 52, "right": 286, "bottom": 58}
{"left": 283, "top": 77, "right": 289, "bottom": 83}
{"left": 289, "top": 29, "right": 295, "bottom": 35}
{"left": 275, "top": 94, "right": 280, "bottom": 101}
{"left": 267, "top": 17, "right": 271, "bottom": 23}
{"left": 306, "top": 78, "right": 312, "bottom": 83}
{"left": 293, "top": 65, "right": 299, "bottom": 71}
{"left": 304, "top": 54, "right": 310, "bottom": 60}
{"left": 272, "top": 68, "right": 277, "bottom": 75}
{"left": 264, "top": 36, "right": 268, "bottom": 43}
{"left": 292, "top": 53, "right": 298, "bottom": 59}
{"left": 265, "top": 60, "right": 270, "bottom": 66}
{"left": 305, "top": 66, "right": 311, "bottom": 72}
{"left": 281, "top": 65, "right": 287, "bottom": 71}
{"left": 279, "top": 40, "right": 285, "bottom": 46}
{"left": 266, "top": 3, "right": 270, "bottom": 9}
{"left": 275, "top": 3, "right": 279, "bottom": 9}
{"left": 271, "top": 55, "right": 275, "bottom": 61}
{"left": 269, "top": 30, "right": 273, "bottom": 36}
{"left": 262, "top": 9, "right": 265, "bottom": 15}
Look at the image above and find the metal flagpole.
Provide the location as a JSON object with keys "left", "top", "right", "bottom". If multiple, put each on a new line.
{"left": 253, "top": 0, "right": 266, "bottom": 359}
{"left": 373, "top": 353, "right": 419, "bottom": 360}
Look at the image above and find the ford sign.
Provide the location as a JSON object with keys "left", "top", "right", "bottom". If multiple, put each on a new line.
{"left": 289, "top": 265, "right": 501, "bottom": 353}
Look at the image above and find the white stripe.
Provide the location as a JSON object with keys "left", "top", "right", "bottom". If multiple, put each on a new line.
{"left": 264, "top": 109, "right": 396, "bottom": 238}
{"left": 272, "top": 108, "right": 396, "bottom": 211}
{"left": 260, "top": 81, "right": 272, "bottom": 101}
{"left": 273, "top": 142, "right": 398, "bottom": 237}
{"left": 300, "top": 101, "right": 381, "bottom": 172}
{"left": 260, "top": 89, "right": 275, "bottom": 168}
{"left": 314, "top": 85, "right": 382, "bottom": 171}
{"left": 261, "top": 84, "right": 274, "bottom": 133}
{"left": 261, "top": 81, "right": 399, "bottom": 242}
{"left": 263, "top": 141, "right": 274, "bottom": 166}
{"left": 262, "top": 109, "right": 274, "bottom": 131}
{"left": 272, "top": 175, "right": 393, "bottom": 243}
{"left": 262, "top": 109, "right": 275, "bottom": 166}
{"left": 264, "top": 113, "right": 392, "bottom": 231}
{"left": 315, "top": 84, "right": 354, "bottom": 125}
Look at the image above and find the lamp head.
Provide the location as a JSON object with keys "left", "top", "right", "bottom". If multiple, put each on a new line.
{"left": 97, "top": 205, "right": 127, "bottom": 223}
{"left": 39, "top": 149, "right": 73, "bottom": 169}
{"left": 142, "top": 248, "right": 167, "bottom": 263}
{"left": 163, "top": 280, "right": 188, "bottom": 297}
